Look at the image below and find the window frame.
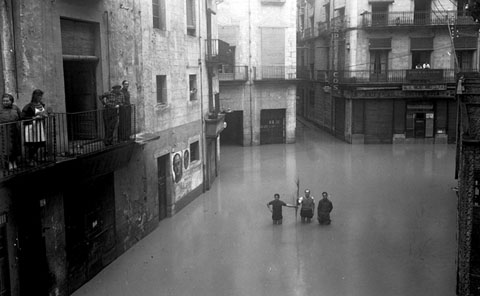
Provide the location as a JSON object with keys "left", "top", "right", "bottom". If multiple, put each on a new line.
{"left": 189, "top": 74, "right": 197, "bottom": 101}
{"left": 186, "top": 0, "right": 196, "bottom": 36}
{"left": 156, "top": 75, "right": 167, "bottom": 105}
{"left": 190, "top": 141, "right": 200, "bottom": 162}
{"left": 152, "top": 0, "right": 166, "bottom": 30}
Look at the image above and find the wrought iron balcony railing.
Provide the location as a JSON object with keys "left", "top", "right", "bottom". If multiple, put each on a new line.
{"left": 362, "top": 10, "right": 477, "bottom": 28}
{"left": 218, "top": 65, "right": 248, "bottom": 81}
{"left": 0, "top": 106, "right": 136, "bottom": 179}
{"left": 253, "top": 66, "right": 298, "bottom": 80}
{"left": 331, "top": 15, "right": 348, "bottom": 31}
{"left": 315, "top": 69, "right": 461, "bottom": 84}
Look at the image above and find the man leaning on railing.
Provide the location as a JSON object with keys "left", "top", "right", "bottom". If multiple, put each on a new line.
{"left": 99, "top": 85, "right": 125, "bottom": 146}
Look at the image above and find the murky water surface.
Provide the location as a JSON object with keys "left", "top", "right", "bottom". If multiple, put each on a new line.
{"left": 73, "top": 123, "right": 457, "bottom": 296}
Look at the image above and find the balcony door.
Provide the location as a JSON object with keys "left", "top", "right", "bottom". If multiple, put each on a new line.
{"left": 414, "top": 0, "right": 431, "bottom": 25}
{"left": 371, "top": 3, "right": 388, "bottom": 26}
{"left": 370, "top": 50, "right": 388, "bottom": 82}
{"left": 261, "top": 28, "right": 285, "bottom": 79}
{"left": 61, "top": 19, "right": 100, "bottom": 141}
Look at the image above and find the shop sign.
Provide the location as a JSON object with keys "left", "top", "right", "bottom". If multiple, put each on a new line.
{"left": 402, "top": 84, "right": 447, "bottom": 91}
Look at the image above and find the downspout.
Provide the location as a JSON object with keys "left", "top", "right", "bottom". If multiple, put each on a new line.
{"left": 248, "top": 0, "right": 253, "bottom": 145}
{"left": 0, "top": 0, "right": 17, "bottom": 95}
{"left": 199, "top": 0, "right": 207, "bottom": 192}
{"left": 104, "top": 11, "right": 111, "bottom": 90}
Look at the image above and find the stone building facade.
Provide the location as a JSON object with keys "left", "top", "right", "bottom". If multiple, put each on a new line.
{"left": 217, "top": 0, "right": 297, "bottom": 146}
{"left": 0, "top": 0, "right": 223, "bottom": 295}
{"left": 297, "top": 0, "right": 478, "bottom": 144}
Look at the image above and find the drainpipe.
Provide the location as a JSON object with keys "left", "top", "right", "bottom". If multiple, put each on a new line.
{"left": 0, "top": 0, "right": 17, "bottom": 95}
{"left": 248, "top": 0, "right": 253, "bottom": 145}
{"left": 199, "top": 0, "right": 207, "bottom": 192}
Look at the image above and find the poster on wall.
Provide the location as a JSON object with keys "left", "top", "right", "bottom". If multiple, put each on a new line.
{"left": 183, "top": 149, "right": 190, "bottom": 170}
{"left": 172, "top": 152, "right": 183, "bottom": 183}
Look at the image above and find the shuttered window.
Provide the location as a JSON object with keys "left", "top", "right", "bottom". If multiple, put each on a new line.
{"left": 152, "top": 0, "right": 166, "bottom": 30}
{"left": 261, "top": 28, "right": 285, "bottom": 66}
{"left": 410, "top": 37, "right": 433, "bottom": 51}
{"left": 454, "top": 37, "right": 478, "bottom": 50}
{"left": 369, "top": 38, "right": 391, "bottom": 50}
{"left": 186, "top": 0, "right": 196, "bottom": 36}
{"left": 61, "top": 19, "right": 96, "bottom": 56}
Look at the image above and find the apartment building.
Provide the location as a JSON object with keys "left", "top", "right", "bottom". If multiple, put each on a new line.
{"left": 297, "top": 0, "right": 479, "bottom": 144}
{"left": 217, "top": 0, "right": 297, "bottom": 146}
{"left": 0, "top": 0, "right": 223, "bottom": 295}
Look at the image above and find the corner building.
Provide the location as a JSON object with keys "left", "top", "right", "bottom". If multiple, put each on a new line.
{"left": 0, "top": 0, "right": 224, "bottom": 295}
{"left": 217, "top": 0, "right": 297, "bottom": 146}
{"left": 297, "top": 0, "right": 479, "bottom": 144}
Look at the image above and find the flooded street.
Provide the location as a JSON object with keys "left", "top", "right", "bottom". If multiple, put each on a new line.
{"left": 73, "top": 122, "right": 458, "bottom": 296}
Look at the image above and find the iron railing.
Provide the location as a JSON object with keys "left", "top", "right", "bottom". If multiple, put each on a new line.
{"left": 253, "top": 66, "right": 297, "bottom": 80}
{"left": 362, "top": 10, "right": 477, "bottom": 27}
{"left": 0, "top": 105, "right": 136, "bottom": 178}
{"left": 218, "top": 65, "right": 248, "bottom": 81}
{"left": 315, "top": 69, "right": 463, "bottom": 84}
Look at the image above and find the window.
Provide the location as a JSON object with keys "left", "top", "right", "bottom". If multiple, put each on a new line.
{"left": 371, "top": 3, "right": 388, "bottom": 26}
{"left": 186, "top": 0, "right": 196, "bottom": 36}
{"left": 412, "top": 51, "right": 431, "bottom": 69}
{"left": 152, "top": 0, "right": 166, "bottom": 30}
{"left": 457, "top": 51, "right": 474, "bottom": 71}
{"left": 190, "top": 141, "right": 199, "bottom": 162}
{"left": 156, "top": 75, "right": 167, "bottom": 104}
{"left": 189, "top": 75, "right": 197, "bottom": 101}
{"left": 370, "top": 51, "right": 388, "bottom": 82}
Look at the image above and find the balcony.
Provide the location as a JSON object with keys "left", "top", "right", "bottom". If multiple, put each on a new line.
{"left": 205, "top": 39, "right": 233, "bottom": 64}
{"left": 318, "top": 21, "right": 330, "bottom": 36}
{"left": 253, "top": 66, "right": 297, "bottom": 80}
{"left": 331, "top": 15, "right": 348, "bottom": 32}
{"left": 205, "top": 113, "right": 225, "bottom": 139}
{"left": 315, "top": 69, "right": 457, "bottom": 85}
{"left": 218, "top": 65, "right": 248, "bottom": 82}
{"left": 362, "top": 10, "right": 477, "bottom": 28}
{"left": 0, "top": 106, "right": 136, "bottom": 179}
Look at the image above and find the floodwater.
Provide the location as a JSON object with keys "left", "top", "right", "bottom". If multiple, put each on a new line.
{"left": 73, "top": 122, "right": 458, "bottom": 296}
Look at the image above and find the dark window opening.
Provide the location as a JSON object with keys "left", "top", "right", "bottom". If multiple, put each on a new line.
{"left": 156, "top": 75, "right": 167, "bottom": 104}
{"left": 190, "top": 141, "right": 200, "bottom": 162}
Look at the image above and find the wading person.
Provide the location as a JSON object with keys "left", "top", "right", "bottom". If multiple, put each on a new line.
{"left": 267, "top": 193, "right": 297, "bottom": 225}
{"left": 100, "top": 85, "right": 124, "bottom": 146}
{"left": 317, "top": 192, "right": 333, "bottom": 225}
{"left": 298, "top": 189, "right": 315, "bottom": 223}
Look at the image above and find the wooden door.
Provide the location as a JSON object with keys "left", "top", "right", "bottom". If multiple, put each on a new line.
{"left": 260, "top": 109, "right": 286, "bottom": 145}
{"left": 157, "top": 155, "right": 169, "bottom": 221}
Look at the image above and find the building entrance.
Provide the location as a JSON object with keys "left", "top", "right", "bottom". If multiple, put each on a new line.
{"left": 157, "top": 154, "right": 169, "bottom": 221}
{"left": 406, "top": 104, "right": 434, "bottom": 138}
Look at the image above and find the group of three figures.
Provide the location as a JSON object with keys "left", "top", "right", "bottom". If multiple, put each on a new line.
{"left": 267, "top": 189, "right": 333, "bottom": 225}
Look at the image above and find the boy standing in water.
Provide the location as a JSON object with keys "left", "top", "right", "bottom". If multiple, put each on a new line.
{"left": 267, "top": 193, "right": 297, "bottom": 225}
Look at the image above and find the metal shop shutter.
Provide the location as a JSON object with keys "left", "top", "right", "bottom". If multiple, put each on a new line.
{"left": 260, "top": 109, "right": 286, "bottom": 144}
{"left": 365, "top": 100, "right": 393, "bottom": 144}
{"left": 335, "top": 97, "right": 346, "bottom": 140}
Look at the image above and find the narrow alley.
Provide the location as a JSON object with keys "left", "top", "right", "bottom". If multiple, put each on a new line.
{"left": 72, "top": 122, "right": 457, "bottom": 296}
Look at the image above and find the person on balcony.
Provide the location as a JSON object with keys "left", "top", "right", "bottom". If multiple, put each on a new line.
{"left": 99, "top": 85, "right": 125, "bottom": 146}
{"left": 119, "top": 80, "right": 131, "bottom": 141}
{"left": 0, "top": 93, "right": 21, "bottom": 170}
{"left": 22, "top": 89, "right": 48, "bottom": 166}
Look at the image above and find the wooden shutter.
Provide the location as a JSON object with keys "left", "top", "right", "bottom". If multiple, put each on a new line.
{"left": 261, "top": 28, "right": 285, "bottom": 66}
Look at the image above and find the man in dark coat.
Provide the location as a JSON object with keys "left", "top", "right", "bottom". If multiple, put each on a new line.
{"left": 318, "top": 192, "right": 333, "bottom": 225}
{"left": 119, "top": 80, "right": 131, "bottom": 141}
{"left": 100, "top": 85, "right": 124, "bottom": 146}
{"left": 267, "top": 193, "right": 296, "bottom": 225}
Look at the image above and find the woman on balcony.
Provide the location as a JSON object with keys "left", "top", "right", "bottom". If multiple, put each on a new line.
{"left": 0, "top": 93, "right": 21, "bottom": 170}
{"left": 22, "top": 89, "right": 48, "bottom": 166}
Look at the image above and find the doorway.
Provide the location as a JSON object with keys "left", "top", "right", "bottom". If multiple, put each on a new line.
{"left": 64, "top": 174, "right": 116, "bottom": 294}
{"left": 260, "top": 109, "right": 286, "bottom": 145}
{"left": 63, "top": 61, "right": 98, "bottom": 140}
{"left": 157, "top": 155, "right": 169, "bottom": 221}
{"left": 221, "top": 111, "right": 243, "bottom": 146}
